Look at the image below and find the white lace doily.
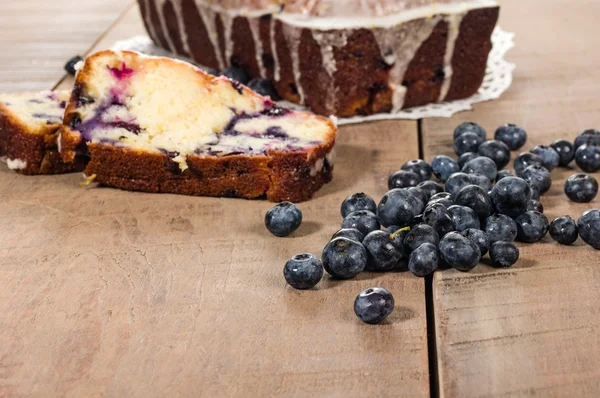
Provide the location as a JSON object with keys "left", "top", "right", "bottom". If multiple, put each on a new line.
{"left": 112, "top": 27, "right": 515, "bottom": 125}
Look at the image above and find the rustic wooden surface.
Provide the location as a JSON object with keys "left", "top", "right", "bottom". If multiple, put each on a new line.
{"left": 422, "top": 0, "right": 600, "bottom": 397}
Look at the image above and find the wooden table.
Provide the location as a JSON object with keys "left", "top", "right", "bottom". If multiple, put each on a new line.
{"left": 0, "top": 1, "right": 599, "bottom": 397}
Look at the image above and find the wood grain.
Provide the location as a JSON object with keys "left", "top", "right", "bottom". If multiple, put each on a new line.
{"left": 422, "top": 0, "right": 600, "bottom": 396}
{"left": 0, "top": 0, "right": 133, "bottom": 93}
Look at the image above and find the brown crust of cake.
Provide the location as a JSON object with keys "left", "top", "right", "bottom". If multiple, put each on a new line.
{"left": 0, "top": 104, "right": 84, "bottom": 175}
{"left": 60, "top": 50, "right": 337, "bottom": 202}
{"left": 141, "top": 1, "right": 499, "bottom": 117}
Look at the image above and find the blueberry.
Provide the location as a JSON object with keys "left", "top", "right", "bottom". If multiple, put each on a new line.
{"left": 439, "top": 232, "right": 481, "bottom": 272}
{"left": 64, "top": 55, "right": 83, "bottom": 76}
{"left": 521, "top": 165, "right": 552, "bottom": 194}
{"left": 483, "top": 214, "right": 518, "bottom": 243}
{"left": 496, "top": 169, "right": 515, "bottom": 183}
{"left": 341, "top": 192, "right": 377, "bottom": 218}
{"left": 388, "top": 170, "right": 421, "bottom": 189}
{"left": 408, "top": 243, "right": 440, "bottom": 277}
{"left": 460, "top": 228, "right": 491, "bottom": 256}
{"left": 247, "top": 78, "right": 280, "bottom": 100}
{"left": 462, "top": 156, "right": 497, "bottom": 182}
{"left": 551, "top": 139, "right": 575, "bottom": 167}
{"left": 458, "top": 152, "right": 478, "bottom": 169}
{"left": 417, "top": 181, "right": 445, "bottom": 201}
{"left": 220, "top": 66, "right": 251, "bottom": 84}
{"left": 265, "top": 202, "right": 302, "bottom": 237}
{"left": 514, "top": 152, "right": 544, "bottom": 177}
{"left": 478, "top": 140, "right": 511, "bottom": 169}
{"left": 446, "top": 172, "right": 474, "bottom": 196}
{"left": 494, "top": 123, "right": 527, "bottom": 150}
{"left": 515, "top": 211, "right": 549, "bottom": 243}
{"left": 454, "top": 133, "right": 484, "bottom": 156}
{"left": 489, "top": 242, "right": 520, "bottom": 268}
{"left": 403, "top": 224, "right": 440, "bottom": 252}
{"left": 527, "top": 199, "right": 544, "bottom": 213}
{"left": 564, "top": 173, "right": 599, "bottom": 203}
{"left": 322, "top": 237, "right": 367, "bottom": 279}
{"left": 574, "top": 129, "right": 600, "bottom": 150}
{"left": 454, "top": 185, "right": 493, "bottom": 219}
{"left": 332, "top": 228, "right": 364, "bottom": 243}
{"left": 432, "top": 155, "right": 460, "bottom": 182}
{"left": 453, "top": 122, "right": 487, "bottom": 141}
{"left": 577, "top": 209, "right": 600, "bottom": 249}
{"left": 342, "top": 210, "right": 380, "bottom": 236}
{"left": 469, "top": 173, "right": 493, "bottom": 192}
{"left": 490, "top": 177, "right": 532, "bottom": 218}
{"left": 283, "top": 253, "right": 323, "bottom": 289}
{"left": 408, "top": 186, "right": 428, "bottom": 205}
{"left": 448, "top": 205, "right": 481, "bottom": 231}
{"left": 354, "top": 287, "right": 395, "bottom": 324}
{"left": 401, "top": 159, "right": 433, "bottom": 182}
{"left": 422, "top": 203, "right": 455, "bottom": 237}
{"left": 363, "top": 230, "right": 405, "bottom": 271}
{"left": 427, "top": 195, "right": 454, "bottom": 209}
{"left": 575, "top": 145, "right": 600, "bottom": 173}
{"left": 530, "top": 145, "right": 560, "bottom": 171}
{"left": 377, "top": 189, "right": 424, "bottom": 228}
{"left": 549, "top": 216, "right": 579, "bottom": 245}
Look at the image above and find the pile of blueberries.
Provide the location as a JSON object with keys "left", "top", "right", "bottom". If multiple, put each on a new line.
{"left": 265, "top": 122, "right": 600, "bottom": 324}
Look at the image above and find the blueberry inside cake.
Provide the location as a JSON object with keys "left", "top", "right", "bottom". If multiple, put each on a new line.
{"left": 0, "top": 91, "right": 84, "bottom": 175}
{"left": 60, "top": 50, "right": 337, "bottom": 202}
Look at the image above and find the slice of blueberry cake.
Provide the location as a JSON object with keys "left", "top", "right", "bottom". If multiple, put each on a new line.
{"left": 60, "top": 50, "right": 337, "bottom": 202}
{"left": 0, "top": 91, "right": 84, "bottom": 175}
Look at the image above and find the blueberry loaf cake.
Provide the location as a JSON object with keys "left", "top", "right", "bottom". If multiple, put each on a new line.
{"left": 60, "top": 50, "right": 337, "bottom": 202}
{"left": 138, "top": 0, "right": 499, "bottom": 117}
{"left": 0, "top": 91, "right": 84, "bottom": 175}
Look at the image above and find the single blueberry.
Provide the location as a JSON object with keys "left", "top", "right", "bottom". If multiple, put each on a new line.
{"left": 514, "top": 152, "right": 544, "bottom": 177}
{"left": 265, "top": 202, "right": 302, "bottom": 237}
{"left": 462, "top": 156, "right": 498, "bottom": 182}
{"left": 332, "top": 228, "right": 365, "bottom": 243}
{"left": 515, "top": 211, "right": 549, "bottom": 243}
{"left": 460, "top": 228, "right": 491, "bottom": 256}
{"left": 564, "top": 173, "right": 599, "bottom": 203}
{"left": 494, "top": 124, "right": 527, "bottom": 150}
{"left": 577, "top": 209, "right": 600, "bottom": 249}
{"left": 454, "top": 132, "right": 484, "bottom": 156}
{"left": 551, "top": 139, "right": 575, "bottom": 167}
{"left": 489, "top": 242, "right": 520, "bottom": 268}
{"left": 458, "top": 152, "right": 478, "bottom": 169}
{"left": 527, "top": 199, "right": 544, "bottom": 213}
{"left": 521, "top": 165, "right": 552, "bottom": 194}
{"left": 341, "top": 192, "right": 377, "bottom": 218}
{"left": 454, "top": 185, "right": 493, "bottom": 219}
{"left": 377, "top": 189, "right": 424, "bottom": 228}
{"left": 64, "top": 55, "right": 83, "bottom": 76}
{"left": 478, "top": 140, "right": 511, "bottom": 169}
{"left": 575, "top": 145, "right": 600, "bottom": 173}
{"left": 432, "top": 155, "right": 460, "bottom": 182}
{"left": 247, "top": 78, "right": 281, "bottom": 100}
{"left": 354, "top": 287, "right": 395, "bottom": 324}
{"left": 403, "top": 224, "right": 440, "bottom": 253}
{"left": 448, "top": 205, "right": 481, "bottom": 231}
{"left": 530, "top": 145, "right": 560, "bottom": 171}
{"left": 453, "top": 122, "right": 487, "bottom": 141}
{"left": 408, "top": 243, "right": 440, "bottom": 277}
{"left": 496, "top": 169, "right": 516, "bottom": 183}
{"left": 439, "top": 232, "right": 481, "bottom": 272}
{"left": 401, "top": 159, "right": 433, "bottom": 182}
{"left": 446, "top": 172, "right": 474, "bottom": 196}
{"left": 220, "top": 66, "right": 251, "bottom": 84}
{"left": 417, "top": 181, "right": 445, "bottom": 201}
{"left": 322, "top": 237, "right": 368, "bottom": 279}
{"left": 549, "top": 216, "right": 579, "bottom": 245}
{"left": 363, "top": 230, "right": 405, "bottom": 271}
{"left": 342, "top": 210, "right": 381, "bottom": 236}
{"left": 283, "top": 253, "right": 323, "bottom": 289}
{"left": 422, "top": 203, "right": 455, "bottom": 237}
{"left": 469, "top": 173, "right": 493, "bottom": 193}
{"left": 574, "top": 129, "right": 600, "bottom": 150}
{"left": 388, "top": 170, "right": 421, "bottom": 190}
{"left": 490, "top": 177, "right": 532, "bottom": 218}
{"left": 483, "top": 214, "right": 518, "bottom": 243}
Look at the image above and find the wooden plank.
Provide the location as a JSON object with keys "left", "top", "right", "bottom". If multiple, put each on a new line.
{"left": 0, "top": 0, "right": 133, "bottom": 93}
{"left": 422, "top": 0, "right": 600, "bottom": 396}
{"left": 0, "top": 5, "right": 430, "bottom": 395}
